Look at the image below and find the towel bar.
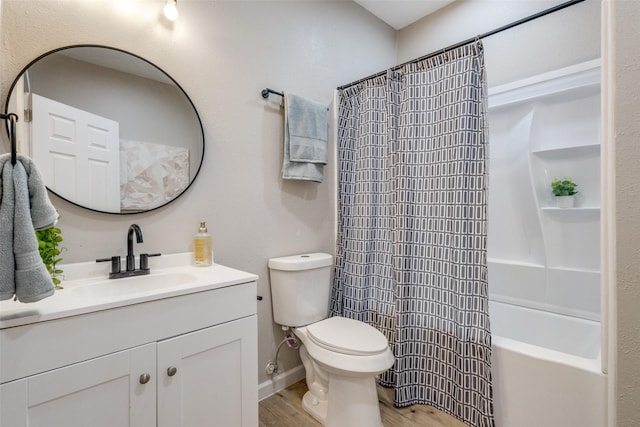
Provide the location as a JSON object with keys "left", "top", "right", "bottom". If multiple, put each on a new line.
{"left": 261, "top": 88, "right": 284, "bottom": 99}
{"left": 261, "top": 90, "right": 329, "bottom": 112}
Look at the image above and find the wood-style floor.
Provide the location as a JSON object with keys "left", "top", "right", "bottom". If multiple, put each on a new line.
{"left": 259, "top": 380, "right": 467, "bottom": 427}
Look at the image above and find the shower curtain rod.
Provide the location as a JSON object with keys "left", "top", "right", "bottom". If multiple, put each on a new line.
{"left": 337, "top": 0, "right": 585, "bottom": 91}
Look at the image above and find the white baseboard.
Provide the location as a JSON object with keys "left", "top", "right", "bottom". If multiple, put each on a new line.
{"left": 258, "top": 364, "right": 306, "bottom": 401}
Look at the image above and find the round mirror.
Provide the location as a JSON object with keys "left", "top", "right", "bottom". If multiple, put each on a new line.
{"left": 4, "top": 45, "right": 204, "bottom": 214}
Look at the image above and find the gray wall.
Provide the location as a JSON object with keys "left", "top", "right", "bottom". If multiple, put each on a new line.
{"left": 607, "top": 1, "right": 640, "bottom": 425}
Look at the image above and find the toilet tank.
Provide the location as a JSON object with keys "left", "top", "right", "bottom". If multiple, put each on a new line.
{"left": 268, "top": 253, "right": 333, "bottom": 327}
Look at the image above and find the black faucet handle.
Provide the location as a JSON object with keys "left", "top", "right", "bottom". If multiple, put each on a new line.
{"left": 139, "top": 253, "right": 162, "bottom": 271}
{"left": 96, "top": 256, "right": 121, "bottom": 275}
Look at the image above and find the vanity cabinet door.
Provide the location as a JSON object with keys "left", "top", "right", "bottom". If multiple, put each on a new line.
{"left": 0, "top": 343, "right": 156, "bottom": 427}
{"left": 157, "top": 315, "right": 258, "bottom": 427}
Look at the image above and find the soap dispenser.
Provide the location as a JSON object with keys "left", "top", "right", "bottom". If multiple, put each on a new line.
{"left": 193, "top": 221, "right": 213, "bottom": 266}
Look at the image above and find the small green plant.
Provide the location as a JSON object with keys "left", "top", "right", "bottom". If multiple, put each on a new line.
{"left": 551, "top": 178, "right": 578, "bottom": 196}
{"left": 36, "top": 224, "right": 65, "bottom": 289}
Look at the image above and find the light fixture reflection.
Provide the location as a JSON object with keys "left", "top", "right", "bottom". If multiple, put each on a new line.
{"left": 163, "top": 0, "right": 179, "bottom": 21}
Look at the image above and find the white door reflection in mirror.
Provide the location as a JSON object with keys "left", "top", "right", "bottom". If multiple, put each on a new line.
{"left": 32, "top": 94, "right": 120, "bottom": 213}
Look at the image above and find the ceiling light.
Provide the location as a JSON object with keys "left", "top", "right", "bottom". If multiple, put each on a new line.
{"left": 163, "top": 0, "right": 179, "bottom": 21}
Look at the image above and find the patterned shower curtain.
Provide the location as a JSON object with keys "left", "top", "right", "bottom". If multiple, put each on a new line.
{"left": 330, "top": 41, "right": 494, "bottom": 427}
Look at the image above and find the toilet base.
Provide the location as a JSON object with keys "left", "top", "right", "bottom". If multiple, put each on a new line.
{"left": 302, "top": 390, "right": 328, "bottom": 424}
{"left": 325, "top": 374, "right": 384, "bottom": 427}
{"left": 302, "top": 372, "right": 384, "bottom": 427}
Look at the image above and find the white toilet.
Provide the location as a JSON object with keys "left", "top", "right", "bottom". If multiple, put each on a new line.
{"left": 268, "top": 253, "right": 394, "bottom": 427}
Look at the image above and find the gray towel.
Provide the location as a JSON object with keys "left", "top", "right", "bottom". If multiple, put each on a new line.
{"left": 0, "top": 154, "right": 58, "bottom": 303}
{"left": 19, "top": 155, "right": 58, "bottom": 230}
{"left": 282, "top": 93, "right": 328, "bottom": 182}
{"left": 0, "top": 159, "right": 15, "bottom": 301}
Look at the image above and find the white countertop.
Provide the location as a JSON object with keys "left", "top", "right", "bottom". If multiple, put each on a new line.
{"left": 0, "top": 253, "right": 258, "bottom": 329}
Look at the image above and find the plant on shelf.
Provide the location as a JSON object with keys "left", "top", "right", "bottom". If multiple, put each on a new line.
{"left": 551, "top": 177, "right": 578, "bottom": 208}
{"left": 36, "top": 222, "right": 65, "bottom": 290}
{"left": 551, "top": 177, "right": 578, "bottom": 196}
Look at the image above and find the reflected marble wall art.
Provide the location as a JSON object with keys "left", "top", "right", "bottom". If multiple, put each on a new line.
{"left": 120, "top": 139, "right": 189, "bottom": 211}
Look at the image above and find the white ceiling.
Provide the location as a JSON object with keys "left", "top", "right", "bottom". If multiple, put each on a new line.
{"left": 354, "top": 0, "right": 456, "bottom": 30}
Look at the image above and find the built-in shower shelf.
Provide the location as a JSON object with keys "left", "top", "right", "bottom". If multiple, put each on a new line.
{"left": 541, "top": 206, "right": 599, "bottom": 211}
{"left": 532, "top": 144, "right": 599, "bottom": 157}
{"left": 487, "top": 258, "right": 545, "bottom": 268}
{"left": 541, "top": 206, "right": 600, "bottom": 219}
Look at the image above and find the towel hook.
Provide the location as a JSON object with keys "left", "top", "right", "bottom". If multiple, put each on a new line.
{"left": 1, "top": 113, "right": 19, "bottom": 165}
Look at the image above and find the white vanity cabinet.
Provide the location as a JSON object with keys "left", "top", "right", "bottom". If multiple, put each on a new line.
{"left": 0, "top": 264, "right": 258, "bottom": 427}
{"left": 157, "top": 316, "right": 256, "bottom": 427}
{"left": 1, "top": 343, "right": 157, "bottom": 427}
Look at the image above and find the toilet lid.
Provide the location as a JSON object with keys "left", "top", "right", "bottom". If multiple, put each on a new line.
{"left": 306, "top": 317, "right": 389, "bottom": 356}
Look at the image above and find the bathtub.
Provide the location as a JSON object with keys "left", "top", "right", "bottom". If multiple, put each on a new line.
{"left": 489, "top": 300, "right": 606, "bottom": 427}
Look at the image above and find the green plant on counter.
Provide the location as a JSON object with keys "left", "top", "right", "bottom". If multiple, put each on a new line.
{"left": 551, "top": 177, "right": 578, "bottom": 196}
{"left": 36, "top": 224, "right": 65, "bottom": 290}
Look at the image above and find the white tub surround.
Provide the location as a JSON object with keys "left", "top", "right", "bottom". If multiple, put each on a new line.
{"left": 0, "top": 254, "right": 259, "bottom": 427}
{"left": 487, "top": 60, "right": 605, "bottom": 427}
{"left": 488, "top": 59, "right": 601, "bottom": 321}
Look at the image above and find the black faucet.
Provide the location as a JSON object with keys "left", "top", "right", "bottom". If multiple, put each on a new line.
{"left": 96, "top": 224, "right": 161, "bottom": 279}
{"left": 126, "top": 224, "right": 143, "bottom": 271}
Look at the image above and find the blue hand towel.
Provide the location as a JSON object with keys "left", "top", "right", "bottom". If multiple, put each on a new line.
{"left": 283, "top": 93, "right": 328, "bottom": 182}
{"left": 0, "top": 154, "right": 58, "bottom": 303}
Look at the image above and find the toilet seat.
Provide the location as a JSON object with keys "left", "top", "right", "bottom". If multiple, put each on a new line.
{"left": 306, "top": 317, "right": 388, "bottom": 356}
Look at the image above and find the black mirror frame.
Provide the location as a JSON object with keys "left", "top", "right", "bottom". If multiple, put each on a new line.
{"left": 3, "top": 44, "right": 205, "bottom": 215}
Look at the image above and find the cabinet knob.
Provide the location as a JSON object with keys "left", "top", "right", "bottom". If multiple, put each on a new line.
{"left": 167, "top": 366, "right": 178, "bottom": 377}
{"left": 139, "top": 373, "right": 151, "bottom": 384}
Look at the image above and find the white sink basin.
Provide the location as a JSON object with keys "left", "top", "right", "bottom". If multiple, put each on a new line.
{"left": 68, "top": 272, "right": 198, "bottom": 299}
